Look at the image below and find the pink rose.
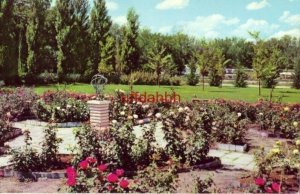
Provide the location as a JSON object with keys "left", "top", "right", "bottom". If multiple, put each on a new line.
{"left": 86, "top": 157, "right": 97, "bottom": 163}
{"left": 66, "top": 167, "right": 76, "bottom": 186}
{"left": 98, "top": 163, "right": 108, "bottom": 172}
{"left": 115, "top": 169, "right": 124, "bottom": 177}
{"left": 107, "top": 173, "right": 118, "bottom": 183}
{"left": 119, "top": 179, "right": 129, "bottom": 189}
{"left": 255, "top": 177, "right": 265, "bottom": 186}
{"left": 79, "top": 160, "right": 89, "bottom": 170}
{"left": 271, "top": 182, "right": 281, "bottom": 193}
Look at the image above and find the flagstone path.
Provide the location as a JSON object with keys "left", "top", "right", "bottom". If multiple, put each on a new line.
{"left": 0, "top": 120, "right": 256, "bottom": 171}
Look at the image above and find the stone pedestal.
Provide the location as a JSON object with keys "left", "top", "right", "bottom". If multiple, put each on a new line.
{"left": 87, "top": 100, "right": 110, "bottom": 130}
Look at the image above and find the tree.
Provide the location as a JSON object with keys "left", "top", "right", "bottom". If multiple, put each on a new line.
{"left": 208, "top": 47, "right": 229, "bottom": 87}
{"left": 195, "top": 43, "right": 210, "bottom": 90}
{"left": 234, "top": 64, "right": 248, "bottom": 88}
{"left": 55, "top": 0, "right": 75, "bottom": 80}
{"left": 249, "top": 31, "right": 267, "bottom": 96}
{"left": 26, "top": 0, "right": 50, "bottom": 81}
{"left": 187, "top": 61, "right": 199, "bottom": 86}
{"left": 147, "top": 45, "right": 175, "bottom": 86}
{"left": 0, "top": 0, "right": 18, "bottom": 84}
{"left": 293, "top": 56, "right": 300, "bottom": 89}
{"left": 122, "top": 8, "right": 140, "bottom": 74}
{"left": 88, "top": 0, "right": 113, "bottom": 77}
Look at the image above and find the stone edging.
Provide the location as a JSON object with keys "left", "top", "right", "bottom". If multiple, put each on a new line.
{"left": 216, "top": 143, "right": 248, "bottom": 153}
{"left": 0, "top": 168, "right": 66, "bottom": 179}
{"left": 13, "top": 120, "right": 82, "bottom": 128}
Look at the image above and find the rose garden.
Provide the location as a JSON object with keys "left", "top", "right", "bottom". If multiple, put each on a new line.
{"left": 0, "top": 85, "right": 299, "bottom": 192}
{"left": 1, "top": 0, "right": 300, "bottom": 193}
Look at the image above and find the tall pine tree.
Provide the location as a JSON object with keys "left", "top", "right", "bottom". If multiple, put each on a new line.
{"left": 26, "top": 0, "right": 50, "bottom": 80}
{"left": 88, "top": 0, "right": 114, "bottom": 77}
{"left": 55, "top": 0, "right": 76, "bottom": 80}
{"left": 122, "top": 8, "right": 140, "bottom": 74}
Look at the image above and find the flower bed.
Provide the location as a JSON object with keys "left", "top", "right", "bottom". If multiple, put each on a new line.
{"left": 34, "top": 91, "right": 90, "bottom": 123}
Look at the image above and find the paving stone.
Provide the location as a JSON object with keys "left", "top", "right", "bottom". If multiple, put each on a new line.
{"left": 208, "top": 149, "right": 229, "bottom": 158}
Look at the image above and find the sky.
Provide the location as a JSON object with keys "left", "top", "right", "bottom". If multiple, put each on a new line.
{"left": 53, "top": 0, "right": 300, "bottom": 40}
{"left": 103, "top": 0, "right": 300, "bottom": 40}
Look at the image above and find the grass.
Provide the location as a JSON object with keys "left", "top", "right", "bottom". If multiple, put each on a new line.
{"left": 31, "top": 83, "right": 300, "bottom": 103}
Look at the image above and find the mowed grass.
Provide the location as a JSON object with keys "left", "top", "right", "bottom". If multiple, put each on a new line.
{"left": 32, "top": 83, "right": 300, "bottom": 103}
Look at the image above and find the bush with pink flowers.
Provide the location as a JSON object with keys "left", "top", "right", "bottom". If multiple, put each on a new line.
{"left": 63, "top": 157, "right": 134, "bottom": 193}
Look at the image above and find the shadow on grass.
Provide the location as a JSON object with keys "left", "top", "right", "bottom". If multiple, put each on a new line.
{"left": 209, "top": 90, "right": 236, "bottom": 93}
{"left": 278, "top": 91, "right": 300, "bottom": 94}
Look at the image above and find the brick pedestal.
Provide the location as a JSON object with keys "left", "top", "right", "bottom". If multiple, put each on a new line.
{"left": 87, "top": 100, "right": 110, "bottom": 130}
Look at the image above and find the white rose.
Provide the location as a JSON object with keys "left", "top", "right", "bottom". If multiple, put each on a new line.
{"left": 120, "top": 111, "right": 125, "bottom": 116}
{"left": 128, "top": 116, "right": 133, "bottom": 120}
{"left": 56, "top": 107, "right": 61, "bottom": 110}
{"left": 155, "top": 113, "right": 162, "bottom": 119}
{"left": 184, "top": 107, "right": 190, "bottom": 111}
{"left": 169, "top": 111, "right": 175, "bottom": 115}
{"left": 133, "top": 114, "right": 138, "bottom": 119}
{"left": 293, "top": 121, "right": 298, "bottom": 127}
{"left": 67, "top": 105, "right": 71, "bottom": 108}
{"left": 143, "top": 105, "right": 149, "bottom": 109}
{"left": 178, "top": 107, "right": 184, "bottom": 113}
{"left": 112, "top": 120, "right": 117, "bottom": 124}
{"left": 147, "top": 113, "right": 153, "bottom": 117}
{"left": 259, "top": 112, "right": 263, "bottom": 116}
{"left": 237, "top": 112, "right": 242, "bottom": 117}
{"left": 137, "top": 102, "right": 142, "bottom": 105}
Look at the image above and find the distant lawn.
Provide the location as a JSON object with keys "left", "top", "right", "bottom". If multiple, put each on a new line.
{"left": 32, "top": 83, "right": 300, "bottom": 103}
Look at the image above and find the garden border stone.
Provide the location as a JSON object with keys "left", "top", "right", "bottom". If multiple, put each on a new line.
{"left": 12, "top": 120, "right": 82, "bottom": 129}
{"left": 216, "top": 143, "right": 248, "bottom": 153}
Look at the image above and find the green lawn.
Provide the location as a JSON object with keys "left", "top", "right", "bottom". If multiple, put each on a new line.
{"left": 32, "top": 83, "right": 300, "bottom": 103}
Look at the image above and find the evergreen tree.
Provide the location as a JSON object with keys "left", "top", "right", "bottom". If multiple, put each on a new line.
{"left": 88, "top": 0, "right": 113, "bottom": 77}
{"left": 26, "top": 0, "right": 50, "bottom": 81}
{"left": 55, "top": 0, "right": 75, "bottom": 80}
{"left": 0, "top": 0, "right": 18, "bottom": 84}
{"left": 122, "top": 8, "right": 140, "bottom": 74}
{"left": 73, "top": 0, "right": 89, "bottom": 75}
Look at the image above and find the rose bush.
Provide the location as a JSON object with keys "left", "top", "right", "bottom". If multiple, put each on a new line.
{"left": 64, "top": 157, "right": 134, "bottom": 193}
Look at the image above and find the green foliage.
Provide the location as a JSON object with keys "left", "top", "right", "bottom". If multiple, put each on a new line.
{"left": 10, "top": 130, "right": 42, "bottom": 175}
{"left": 122, "top": 8, "right": 140, "bottom": 74}
{"left": 292, "top": 56, "right": 300, "bottom": 89}
{"left": 147, "top": 45, "right": 176, "bottom": 86}
{"left": 34, "top": 98, "right": 89, "bottom": 122}
{"left": 134, "top": 162, "right": 177, "bottom": 193}
{"left": 187, "top": 61, "right": 199, "bottom": 86}
{"left": 208, "top": 47, "right": 228, "bottom": 87}
{"left": 234, "top": 67, "right": 248, "bottom": 88}
{"left": 40, "top": 125, "right": 62, "bottom": 169}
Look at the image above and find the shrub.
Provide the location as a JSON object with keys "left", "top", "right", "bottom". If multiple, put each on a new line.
{"left": 36, "top": 72, "right": 58, "bottom": 84}
{"left": 10, "top": 130, "right": 42, "bottom": 178}
{"left": 40, "top": 125, "right": 63, "bottom": 169}
{"left": 0, "top": 119, "right": 13, "bottom": 146}
{"left": 208, "top": 70, "right": 223, "bottom": 87}
{"left": 34, "top": 96, "right": 89, "bottom": 123}
{"left": 133, "top": 162, "right": 178, "bottom": 193}
{"left": 0, "top": 87, "right": 37, "bottom": 120}
{"left": 234, "top": 68, "right": 248, "bottom": 88}
{"left": 63, "top": 157, "right": 136, "bottom": 193}
{"left": 187, "top": 63, "right": 199, "bottom": 86}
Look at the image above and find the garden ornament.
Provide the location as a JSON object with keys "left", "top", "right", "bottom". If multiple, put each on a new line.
{"left": 91, "top": 74, "right": 108, "bottom": 99}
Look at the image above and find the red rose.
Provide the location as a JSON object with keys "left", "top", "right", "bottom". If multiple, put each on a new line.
{"left": 119, "top": 179, "right": 129, "bottom": 189}
{"left": 107, "top": 173, "right": 118, "bottom": 183}
{"left": 255, "top": 177, "right": 265, "bottom": 186}
{"left": 115, "top": 169, "right": 124, "bottom": 177}
{"left": 79, "top": 160, "right": 89, "bottom": 170}
{"left": 265, "top": 187, "right": 273, "bottom": 193}
{"left": 98, "top": 163, "right": 108, "bottom": 172}
{"left": 272, "top": 182, "right": 281, "bottom": 193}
{"left": 86, "top": 157, "right": 97, "bottom": 163}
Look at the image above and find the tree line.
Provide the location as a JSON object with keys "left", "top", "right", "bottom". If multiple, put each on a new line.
{"left": 1, "top": 0, "right": 300, "bottom": 89}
